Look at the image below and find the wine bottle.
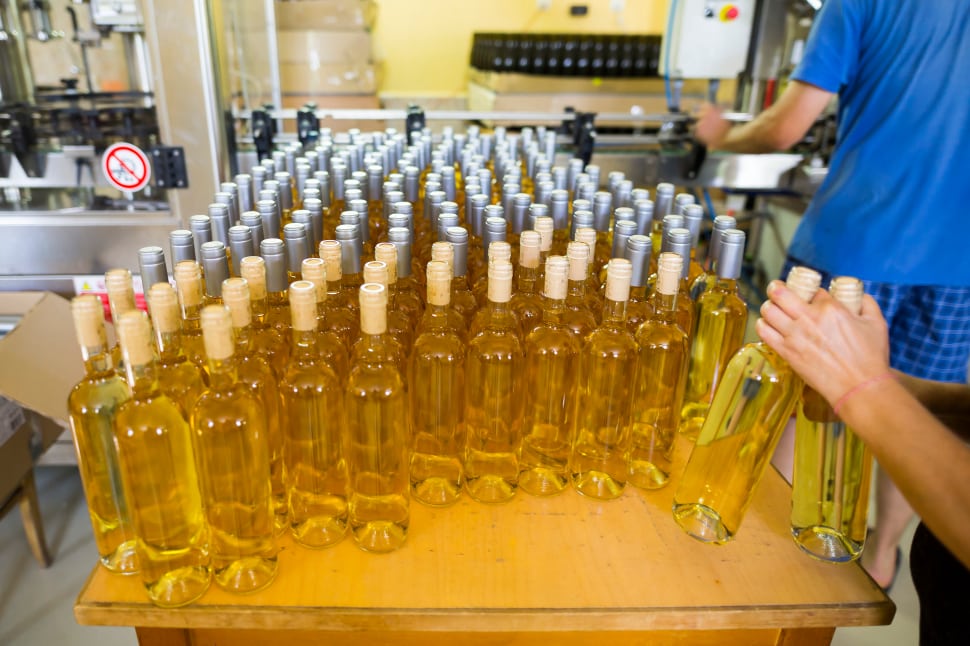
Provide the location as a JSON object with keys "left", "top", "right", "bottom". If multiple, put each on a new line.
{"left": 562, "top": 241, "right": 598, "bottom": 339}
{"left": 628, "top": 253, "right": 690, "bottom": 490}
{"left": 280, "top": 281, "right": 349, "bottom": 548}
{"left": 113, "top": 311, "right": 210, "bottom": 607}
{"left": 238, "top": 256, "right": 289, "bottom": 379}
{"left": 146, "top": 283, "right": 207, "bottom": 416}
{"left": 361, "top": 261, "right": 410, "bottom": 366}
{"left": 346, "top": 283, "right": 410, "bottom": 552}
{"left": 791, "top": 277, "right": 872, "bottom": 562}
{"left": 689, "top": 215, "right": 737, "bottom": 301}
{"left": 200, "top": 242, "right": 230, "bottom": 306}
{"left": 317, "top": 239, "right": 361, "bottom": 351}
{"left": 173, "top": 261, "right": 209, "bottom": 375}
{"left": 509, "top": 230, "right": 544, "bottom": 338}
{"left": 193, "top": 306, "right": 278, "bottom": 593}
{"left": 672, "top": 266, "right": 822, "bottom": 543}
{"left": 680, "top": 229, "right": 748, "bottom": 440}
{"left": 138, "top": 247, "right": 169, "bottom": 297}
{"left": 570, "top": 259, "right": 638, "bottom": 500}
{"left": 375, "top": 241, "right": 423, "bottom": 329}
{"left": 519, "top": 255, "right": 580, "bottom": 496}
{"left": 623, "top": 234, "right": 655, "bottom": 333}
{"left": 464, "top": 261, "right": 524, "bottom": 503}
{"left": 67, "top": 296, "right": 138, "bottom": 574}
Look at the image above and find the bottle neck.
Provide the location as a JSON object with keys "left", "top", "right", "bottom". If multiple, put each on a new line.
{"left": 567, "top": 278, "right": 587, "bottom": 301}
{"left": 541, "top": 296, "right": 566, "bottom": 322}
{"left": 715, "top": 277, "right": 738, "bottom": 293}
{"left": 125, "top": 360, "right": 161, "bottom": 398}
{"left": 517, "top": 265, "right": 538, "bottom": 292}
{"left": 290, "top": 327, "right": 318, "bottom": 354}
{"left": 251, "top": 295, "right": 269, "bottom": 325}
{"left": 206, "top": 355, "right": 240, "bottom": 389}
{"left": 82, "top": 346, "right": 115, "bottom": 377}
{"left": 232, "top": 324, "right": 255, "bottom": 354}
{"left": 155, "top": 329, "right": 187, "bottom": 363}
{"left": 601, "top": 297, "right": 628, "bottom": 324}
{"left": 654, "top": 290, "right": 678, "bottom": 315}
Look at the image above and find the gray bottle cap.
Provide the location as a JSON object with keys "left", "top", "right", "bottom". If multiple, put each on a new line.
{"left": 663, "top": 228, "right": 693, "bottom": 279}
{"left": 388, "top": 213, "right": 409, "bottom": 233}
{"left": 251, "top": 166, "right": 267, "bottom": 195}
{"left": 441, "top": 166, "right": 457, "bottom": 201}
{"left": 295, "top": 164, "right": 310, "bottom": 198}
{"left": 708, "top": 215, "right": 738, "bottom": 265}
{"left": 331, "top": 165, "right": 347, "bottom": 200}
{"left": 208, "top": 203, "right": 231, "bottom": 244}
{"left": 138, "top": 246, "right": 169, "bottom": 291}
{"left": 386, "top": 227, "right": 413, "bottom": 277}
{"left": 217, "top": 186, "right": 239, "bottom": 223}
{"left": 304, "top": 199, "right": 324, "bottom": 246}
{"left": 291, "top": 209, "right": 314, "bottom": 246}
{"left": 349, "top": 198, "right": 370, "bottom": 243}
{"left": 469, "top": 193, "right": 489, "bottom": 237}
{"left": 614, "top": 207, "right": 636, "bottom": 225}
{"left": 260, "top": 238, "right": 288, "bottom": 293}
{"left": 283, "top": 223, "right": 310, "bottom": 274}
{"left": 615, "top": 180, "right": 633, "bottom": 209}
{"left": 228, "top": 226, "right": 254, "bottom": 277}
{"left": 304, "top": 150, "right": 319, "bottom": 174}
{"left": 256, "top": 199, "right": 281, "bottom": 239}
{"left": 335, "top": 224, "right": 362, "bottom": 274}
{"left": 528, "top": 203, "right": 549, "bottom": 232}
{"left": 201, "top": 241, "right": 230, "bottom": 297}
{"left": 682, "top": 204, "right": 704, "bottom": 249}
{"left": 571, "top": 210, "right": 594, "bottom": 239}
{"left": 189, "top": 215, "right": 212, "bottom": 261}
{"left": 385, "top": 189, "right": 403, "bottom": 219}
{"left": 446, "top": 226, "right": 469, "bottom": 277}
{"left": 393, "top": 201, "right": 416, "bottom": 239}
{"left": 654, "top": 182, "right": 675, "bottom": 222}
{"left": 440, "top": 201, "right": 459, "bottom": 216}
{"left": 438, "top": 213, "right": 459, "bottom": 242}
{"left": 607, "top": 170, "right": 625, "bottom": 193}
{"left": 367, "top": 164, "right": 383, "bottom": 200}
{"left": 675, "top": 192, "right": 696, "bottom": 214}
{"left": 631, "top": 188, "right": 649, "bottom": 203}
{"left": 550, "top": 190, "right": 569, "bottom": 229}
{"left": 234, "top": 174, "right": 253, "bottom": 213}
{"left": 314, "top": 170, "right": 332, "bottom": 207}
{"left": 662, "top": 214, "right": 686, "bottom": 238}
{"left": 625, "top": 235, "right": 652, "bottom": 288}
{"left": 717, "top": 229, "right": 746, "bottom": 280}
{"left": 273, "top": 172, "right": 294, "bottom": 211}
{"left": 535, "top": 180, "right": 554, "bottom": 208}
{"left": 511, "top": 192, "right": 531, "bottom": 234}
{"left": 567, "top": 158, "right": 584, "bottom": 191}
{"left": 576, "top": 182, "right": 595, "bottom": 202}
{"left": 351, "top": 170, "right": 368, "bottom": 200}
{"left": 402, "top": 166, "right": 419, "bottom": 204}
{"left": 551, "top": 166, "right": 567, "bottom": 191}
{"left": 593, "top": 191, "right": 612, "bottom": 232}
{"left": 612, "top": 220, "right": 638, "bottom": 259}
{"left": 572, "top": 198, "right": 591, "bottom": 216}
{"left": 476, "top": 168, "right": 492, "bottom": 192}
{"left": 240, "top": 211, "right": 265, "bottom": 250}
{"left": 585, "top": 164, "right": 601, "bottom": 189}
{"left": 339, "top": 211, "right": 359, "bottom": 228}
{"left": 427, "top": 190, "right": 446, "bottom": 228}
{"left": 168, "top": 229, "right": 197, "bottom": 267}
{"left": 633, "top": 199, "right": 654, "bottom": 236}
{"left": 303, "top": 187, "right": 321, "bottom": 204}
{"left": 483, "top": 216, "right": 507, "bottom": 257}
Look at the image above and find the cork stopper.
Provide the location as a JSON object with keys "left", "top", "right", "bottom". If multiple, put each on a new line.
{"left": 829, "top": 276, "right": 864, "bottom": 315}
{"left": 319, "top": 240, "right": 343, "bottom": 281}
{"left": 239, "top": 256, "right": 267, "bottom": 301}
{"left": 574, "top": 227, "right": 597, "bottom": 252}
{"left": 487, "top": 261, "right": 514, "bottom": 304}
{"left": 173, "top": 261, "right": 204, "bottom": 308}
{"left": 288, "top": 281, "right": 318, "bottom": 332}
{"left": 488, "top": 241, "right": 512, "bottom": 264}
{"left": 534, "top": 216, "right": 554, "bottom": 252}
{"left": 201, "top": 305, "right": 235, "bottom": 361}
{"left": 519, "top": 230, "right": 541, "bottom": 268}
{"left": 105, "top": 268, "right": 136, "bottom": 319}
{"left": 116, "top": 310, "right": 154, "bottom": 368}
{"left": 785, "top": 266, "right": 823, "bottom": 303}
{"left": 221, "top": 277, "right": 252, "bottom": 329}
{"left": 543, "top": 256, "right": 569, "bottom": 299}
{"left": 656, "top": 252, "right": 683, "bottom": 296}
{"left": 431, "top": 241, "right": 454, "bottom": 275}
{"left": 301, "top": 258, "right": 328, "bottom": 304}
{"left": 426, "top": 260, "right": 452, "bottom": 306}
{"left": 605, "top": 258, "right": 633, "bottom": 302}
{"left": 363, "top": 260, "right": 389, "bottom": 287}
{"left": 148, "top": 283, "right": 181, "bottom": 334}
{"left": 566, "top": 241, "right": 590, "bottom": 281}
{"left": 374, "top": 242, "right": 398, "bottom": 285}
{"left": 71, "top": 295, "right": 107, "bottom": 352}
{"left": 359, "top": 283, "right": 388, "bottom": 335}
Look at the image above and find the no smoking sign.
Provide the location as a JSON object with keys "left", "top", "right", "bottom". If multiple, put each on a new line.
{"left": 102, "top": 142, "right": 152, "bottom": 193}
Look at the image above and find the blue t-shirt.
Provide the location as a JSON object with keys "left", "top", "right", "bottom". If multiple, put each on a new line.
{"left": 789, "top": 0, "right": 970, "bottom": 286}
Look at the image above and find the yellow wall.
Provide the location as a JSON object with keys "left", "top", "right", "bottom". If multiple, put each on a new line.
{"left": 372, "top": 0, "right": 669, "bottom": 97}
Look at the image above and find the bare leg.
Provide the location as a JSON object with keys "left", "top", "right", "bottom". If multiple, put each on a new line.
{"left": 771, "top": 417, "right": 797, "bottom": 484}
{"left": 862, "top": 464, "right": 914, "bottom": 589}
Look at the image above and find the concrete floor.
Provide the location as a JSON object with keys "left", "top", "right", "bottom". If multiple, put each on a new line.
{"left": 0, "top": 466, "right": 918, "bottom": 645}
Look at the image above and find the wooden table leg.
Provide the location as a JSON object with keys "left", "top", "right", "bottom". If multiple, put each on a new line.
{"left": 135, "top": 627, "right": 193, "bottom": 646}
{"left": 18, "top": 470, "right": 52, "bottom": 568}
{"left": 777, "top": 627, "right": 837, "bottom": 645}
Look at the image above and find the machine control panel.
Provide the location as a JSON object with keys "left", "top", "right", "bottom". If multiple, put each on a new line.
{"left": 661, "top": 0, "right": 756, "bottom": 80}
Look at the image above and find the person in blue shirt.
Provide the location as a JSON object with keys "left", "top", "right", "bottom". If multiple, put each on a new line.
{"left": 696, "top": 0, "right": 970, "bottom": 594}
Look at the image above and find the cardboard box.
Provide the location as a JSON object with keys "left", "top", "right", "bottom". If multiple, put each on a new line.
{"left": 280, "top": 61, "right": 379, "bottom": 95}
{"left": 275, "top": 0, "right": 377, "bottom": 31}
{"left": 0, "top": 292, "right": 85, "bottom": 498}
{"left": 277, "top": 29, "right": 372, "bottom": 65}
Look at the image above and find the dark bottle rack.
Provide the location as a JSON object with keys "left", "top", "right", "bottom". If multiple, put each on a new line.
{"left": 470, "top": 33, "right": 662, "bottom": 78}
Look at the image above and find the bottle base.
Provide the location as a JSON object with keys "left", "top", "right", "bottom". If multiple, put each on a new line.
{"left": 792, "top": 526, "right": 864, "bottom": 563}
{"left": 101, "top": 540, "right": 140, "bottom": 575}
{"left": 678, "top": 415, "right": 704, "bottom": 441}
{"left": 518, "top": 467, "right": 568, "bottom": 497}
{"left": 145, "top": 565, "right": 211, "bottom": 608}
{"left": 672, "top": 502, "right": 733, "bottom": 544}
{"left": 465, "top": 475, "right": 517, "bottom": 504}
{"left": 411, "top": 476, "right": 462, "bottom": 507}
{"left": 627, "top": 460, "right": 670, "bottom": 490}
{"left": 352, "top": 521, "right": 408, "bottom": 553}
{"left": 214, "top": 556, "right": 279, "bottom": 593}
{"left": 572, "top": 470, "right": 625, "bottom": 501}
{"left": 292, "top": 516, "right": 348, "bottom": 549}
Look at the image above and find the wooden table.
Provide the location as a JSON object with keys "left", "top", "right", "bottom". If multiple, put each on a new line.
{"left": 75, "top": 443, "right": 894, "bottom": 646}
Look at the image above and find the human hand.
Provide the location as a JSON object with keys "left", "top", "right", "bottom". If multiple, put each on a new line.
{"left": 694, "top": 103, "right": 733, "bottom": 149}
{"left": 755, "top": 280, "right": 891, "bottom": 406}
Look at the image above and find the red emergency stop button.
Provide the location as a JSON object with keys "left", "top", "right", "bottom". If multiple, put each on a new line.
{"left": 721, "top": 5, "right": 740, "bottom": 21}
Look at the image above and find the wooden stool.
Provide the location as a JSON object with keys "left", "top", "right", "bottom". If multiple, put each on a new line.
{"left": 0, "top": 470, "right": 52, "bottom": 568}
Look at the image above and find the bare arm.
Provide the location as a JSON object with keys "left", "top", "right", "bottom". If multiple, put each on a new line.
{"left": 892, "top": 372, "right": 970, "bottom": 440}
{"left": 695, "top": 81, "right": 834, "bottom": 153}
{"left": 757, "top": 282, "right": 970, "bottom": 570}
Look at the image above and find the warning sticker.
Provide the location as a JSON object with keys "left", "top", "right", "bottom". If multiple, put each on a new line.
{"left": 102, "top": 142, "right": 152, "bottom": 192}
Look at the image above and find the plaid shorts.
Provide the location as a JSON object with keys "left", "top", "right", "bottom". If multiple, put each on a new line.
{"left": 781, "top": 257, "right": 970, "bottom": 383}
